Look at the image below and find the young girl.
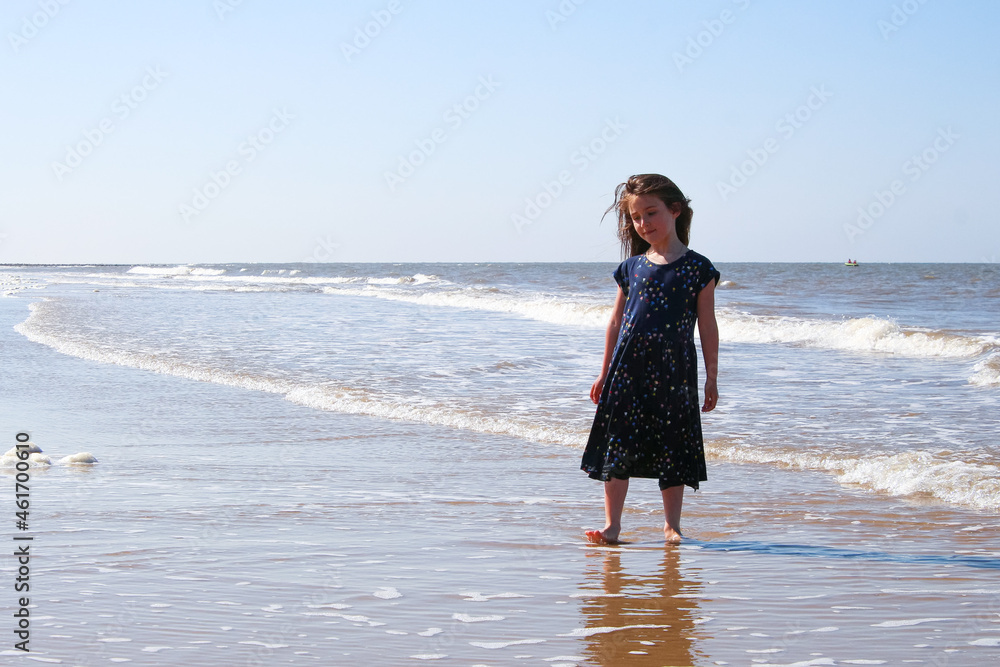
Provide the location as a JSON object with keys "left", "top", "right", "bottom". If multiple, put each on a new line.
{"left": 581, "top": 174, "right": 720, "bottom": 545}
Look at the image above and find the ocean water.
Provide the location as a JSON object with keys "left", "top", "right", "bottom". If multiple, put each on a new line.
{"left": 1, "top": 261, "right": 999, "bottom": 665}
{"left": 6, "top": 262, "right": 999, "bottom": 511}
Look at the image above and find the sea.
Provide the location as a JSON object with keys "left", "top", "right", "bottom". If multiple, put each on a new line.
{"left": 1, "top": 261, "right": 999, "bottom": 666}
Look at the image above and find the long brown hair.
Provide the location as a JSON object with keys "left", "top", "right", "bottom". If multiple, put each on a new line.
{"left": 604, "top": 174, "right": 693, "bottom": 258}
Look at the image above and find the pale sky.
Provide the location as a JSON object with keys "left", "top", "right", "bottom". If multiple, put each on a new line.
{"left": 2, "top": 0, "right": 998, "bottom": 264}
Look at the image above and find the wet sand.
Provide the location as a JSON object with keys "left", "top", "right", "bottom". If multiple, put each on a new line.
{"left": 2, "top": 298, "right": 1000, "bottom": 665}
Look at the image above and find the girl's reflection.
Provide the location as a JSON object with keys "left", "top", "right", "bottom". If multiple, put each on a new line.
{"left": 578, "top": 547, "right": 702, "bottom": 666}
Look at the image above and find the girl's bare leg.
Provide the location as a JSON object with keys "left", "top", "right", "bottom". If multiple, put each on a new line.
{"left": 661, "top": 485, "right": 684, "bottom": 543}
{"left": 586, "top": 478, "right": 629, "bottom": 544}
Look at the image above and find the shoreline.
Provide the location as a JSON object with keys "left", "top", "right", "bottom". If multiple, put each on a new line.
{"left": 3, "top": 296, "right": 1000, "bottom": 664}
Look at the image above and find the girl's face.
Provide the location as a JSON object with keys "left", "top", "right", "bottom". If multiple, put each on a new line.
{"left": 628, "top": 194, "right": 679, "bottom": 246}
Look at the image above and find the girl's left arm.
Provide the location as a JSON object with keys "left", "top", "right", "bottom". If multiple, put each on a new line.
{"left": 697, "top": 280, "right": 719, "bottom": 413}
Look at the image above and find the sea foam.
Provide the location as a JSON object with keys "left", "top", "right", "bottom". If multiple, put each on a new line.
{"left": 13, "top": 301, "right": 583, "bottom": 448}
{"left": 13, "top": 298, "right": 998, "bottom": 512}
{"left": 60, "top": 268, "right": 1000, "bottom": 365}
{"left": 322, "top": 286, "right": 610, "bottom": 328}
{"left": 705, "top": 440, "right": 1000, "bottom": 512}
{"left": 325, "top": 286, "right": 998, "bottom": 362}
{"left": 716, "top": 310, "right": 996, "bottom": 359}
{"left": 970, "top": 353, "right": 1000, "bottom": 386}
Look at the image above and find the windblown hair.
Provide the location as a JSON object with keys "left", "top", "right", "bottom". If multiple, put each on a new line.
{"left": 605, "top": 174, "right": 693, "bottom": 258}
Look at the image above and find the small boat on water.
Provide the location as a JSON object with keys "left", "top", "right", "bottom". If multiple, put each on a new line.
{"left": 845, "top": 259, "right": 859, "bottom": 267}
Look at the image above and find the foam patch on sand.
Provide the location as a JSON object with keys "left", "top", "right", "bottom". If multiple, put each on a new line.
{"left": 1, "top": 442, "right": 96, "bottom": 468}
{"left": 372, "top": 587, "right": 402, "bottom": 599}
{"left": 452, "top": 613, "right": 505, "bottom": 623}
{"left": 58, "top": 452, "right": 99, "bottom": 464}
{"left": 559, "top": 624, "right": 670, "bottom": 638}
{"left": 469, "top": 639, "right": 545, "bottom": 649}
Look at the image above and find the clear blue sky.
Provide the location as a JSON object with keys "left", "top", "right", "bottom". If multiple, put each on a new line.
{"left": 2, "top": 0, "right": 998, "bottom": 263}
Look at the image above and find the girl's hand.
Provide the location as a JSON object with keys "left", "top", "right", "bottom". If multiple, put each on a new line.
{"left": 590, "top": 375, "right": 606, "bottom": 404}
{"left": 702, "top": 378, "right": 718, "bottom": 412}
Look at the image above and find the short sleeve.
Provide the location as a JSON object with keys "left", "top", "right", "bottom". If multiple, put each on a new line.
{"left": 698, "top": 258, "right": 721, "bottom": 291}
{"left": 613, "top": 260, "right": 630, "bottom": 297}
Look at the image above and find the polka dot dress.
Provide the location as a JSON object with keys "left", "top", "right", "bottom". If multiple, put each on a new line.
{"left": 581, "top": 249, "right": 720, "bottom": 490}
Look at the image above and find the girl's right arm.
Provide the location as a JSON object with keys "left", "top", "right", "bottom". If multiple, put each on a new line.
{"left": 590, "top": 286, "right": 627, "bottom": 404}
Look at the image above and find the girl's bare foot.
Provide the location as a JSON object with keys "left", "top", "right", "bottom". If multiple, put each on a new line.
{"left": 664, "top": 527, "right": 683, "bottom": 544}
{"left": 585, "top": 527, "right": 620, "bottom": 545}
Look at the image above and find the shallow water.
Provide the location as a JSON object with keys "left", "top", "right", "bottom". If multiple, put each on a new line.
{"left": 1, "top": 263, "right": 999, "bottom": 665}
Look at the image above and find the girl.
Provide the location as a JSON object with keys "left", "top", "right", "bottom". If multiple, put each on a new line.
{"left": 581, "top": 174, "right": 719, "bottom": 545}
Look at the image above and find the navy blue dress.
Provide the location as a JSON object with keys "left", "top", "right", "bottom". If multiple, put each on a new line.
{"left": 581, "top": 249, "right": 720, "bottom": 490}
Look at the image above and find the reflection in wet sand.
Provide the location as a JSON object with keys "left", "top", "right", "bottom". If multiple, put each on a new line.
{"left": 578, "top": 547, "right": 703, "bottom": 666}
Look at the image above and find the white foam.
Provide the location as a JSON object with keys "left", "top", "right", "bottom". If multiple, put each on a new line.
{"left": 1, "top": 272, "right": 45, "bottom": 296}
{"left": 367, "top": 277, "right": 415, "bottom": 285}
{"left": 706, "top": 441, "right": 1000, "bottom": 512}
{"left": 373, "top": 587, "right": 402, "bottom": 599}
{"left": 0, "top": 452, "right": 51, "bottom": 467}
{"left": 970, "top": 353, "right": 1000, "bottom": 386}
{"left": 43, "top": 268, "right": 1000, "bottom": 363}
{"left": 559, "top": 624, "right": 669, "bottom": 638}
{"left": 322, "top": 287, "right": 996, "bottom": 360}
{"left": 127, "top": 265, "right": 196, "bottom": 276}
{"left": 459, "top": 592, "right": 531, "bottom": 601}
{"left": 14, "top": 300, "right": 998, "bottom": 513}
{"left": 238, "top": 641, "right": 289, "bottom": 648}
{"left": 285, "top": 385, "right": 581, "bottom": 446}
{"left": 452, "top": 613, "right": 505, "bottom": 623}
{"left": 871, "top": 618, "right": 954, "bottom": 627}
{"left": 58, "top": 452, "right": 98, "bottom": 464}
{"left": 107, "top": 270, "right": 439, "bottom": 289}
{"left": 969, "top": 638, "right": 1000, "bottom": 646}
{"left": 4, "top": 441, "right": 43, "bottom": 454}
{"left": 717, "top": 310, "right": 996, "bottom": 359}
{"left": 416, "top": 628, "right": 443, "bottom": 637}
{"left": 323, "top": 286, "right": 610, "bottom": 328}
{"left": 469, "top": 639, "right": 545, "bottom": 649}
